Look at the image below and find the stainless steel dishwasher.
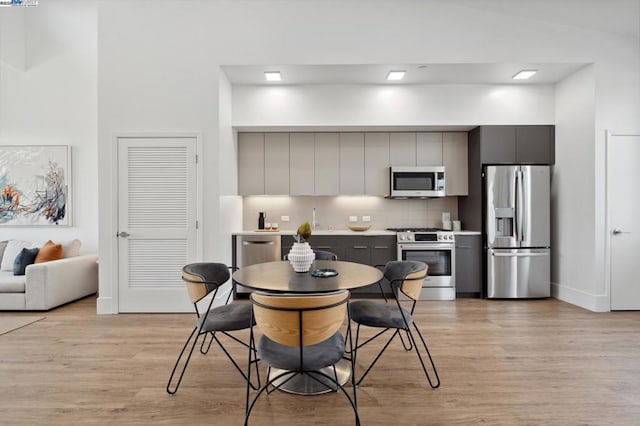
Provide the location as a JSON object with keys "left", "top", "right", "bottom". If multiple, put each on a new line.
{"left": 233, "top": 234, "right": 281, "bottom": 297}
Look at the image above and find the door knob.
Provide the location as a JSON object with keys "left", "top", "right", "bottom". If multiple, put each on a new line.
{"left": 612, "top": 229, "right": 630, "bottom": 235}
{"left": 117, "top": 231, "right": 130, "bottom": 238}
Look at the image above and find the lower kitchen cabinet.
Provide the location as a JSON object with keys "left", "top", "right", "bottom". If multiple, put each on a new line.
{"left": 290, "top": 234, "right": 397, "bottom": 297}
{"left": 455, "top": 235, "right": 482, "bottom": 297}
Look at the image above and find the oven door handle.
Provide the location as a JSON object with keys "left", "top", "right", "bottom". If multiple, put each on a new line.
{"left": 398, "top": 244, "right": 455, "bottom": 250}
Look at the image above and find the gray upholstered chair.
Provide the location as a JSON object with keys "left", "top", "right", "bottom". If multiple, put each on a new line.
{"left": 283, "top": 249, "right": 338, "bottom": 261}
{"left": 166, "top": 262, "right": 259, "bottom": 394}
{"left": 244, "top": 290, "right": 359, "bottom": 425}
{"left": 349, "top": 260, "right": 440, "bottom": 389}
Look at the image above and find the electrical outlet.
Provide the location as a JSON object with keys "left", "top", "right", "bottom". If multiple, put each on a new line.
{"left": 281, "top": 216, "right": 290, "bottom": 222}
{"left": 349, "top": 216, "right": 358, "bottom": 223}
{"left": 362, "top": 215, "right": 371, "bottom": 222}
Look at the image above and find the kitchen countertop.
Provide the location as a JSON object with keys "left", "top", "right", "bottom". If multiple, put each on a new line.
{"left": 232, "top": 230, "right": 481, "bottom": 236}
{"left": 233, "top": 229, "right": 397, "bottom": 236}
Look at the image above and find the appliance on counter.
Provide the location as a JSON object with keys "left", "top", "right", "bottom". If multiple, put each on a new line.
{"left": 388, "top": 228, "right": 455, "bottom": 300}
{"left": 484, "top": 165, "right": 551, "bottom": 298}
{"left": 388, "top": 166, "right": 446, "bottom": 198}
{"left": 232, "top": 235, "right": 281, "bottom": 297}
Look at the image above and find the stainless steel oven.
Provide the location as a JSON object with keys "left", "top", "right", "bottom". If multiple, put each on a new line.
{"left": 393, "top": 229, "right": 456, "bottom": 300}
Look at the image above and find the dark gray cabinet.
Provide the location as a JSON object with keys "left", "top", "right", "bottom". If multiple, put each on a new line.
{"left": 455, "top": 235, "right": 482, "bottom": 297}
{"left": 478, "top": 125, "right": 554, "bottom": 165}
{"left": 281, "top": 234, "right": 396, "bottom": 297}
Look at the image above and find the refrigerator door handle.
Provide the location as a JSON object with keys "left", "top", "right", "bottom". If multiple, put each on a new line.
{"left": 516, "top": 169, "right": 525, "bottom": 243}
{"left": 492, "top": 252, "right": 549, "bottom": 257}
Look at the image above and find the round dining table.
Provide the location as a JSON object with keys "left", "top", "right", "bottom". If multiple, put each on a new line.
{"left": 232, "top": 260, "right": 384, "bottom": 395}
{"left": 232, "top": 260, "right": 384, "bottom": 293}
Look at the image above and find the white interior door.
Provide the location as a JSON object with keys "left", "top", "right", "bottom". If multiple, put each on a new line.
{"left": 118, "top": 136, "right": 198, "bottom": 312}
{"left": 608, "top": 132, "right": 640, "bottom": 310}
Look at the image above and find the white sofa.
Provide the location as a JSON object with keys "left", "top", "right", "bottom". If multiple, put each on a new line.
{"left": 0, "top": 254, "right": 98, "bottom": 311}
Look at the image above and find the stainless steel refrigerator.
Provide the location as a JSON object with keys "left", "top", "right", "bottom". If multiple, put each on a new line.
{"left": 484, "top": 165, "right": 550, "bottom": 298}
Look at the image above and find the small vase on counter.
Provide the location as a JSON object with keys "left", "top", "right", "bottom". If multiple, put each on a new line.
{"left": 288, "top": 242, "right": 315, "bottom": 273}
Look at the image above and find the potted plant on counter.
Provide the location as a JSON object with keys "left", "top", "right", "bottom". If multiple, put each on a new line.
{"left": 288, "top": 222, "right": 315, "bottom": 272}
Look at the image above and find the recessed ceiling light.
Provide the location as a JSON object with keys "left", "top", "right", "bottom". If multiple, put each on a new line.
{"left": 264, "top": 71, "right": 282, "bottom": 81}
{"left": 387, "top": 70, "right": 406, "bottom": 81}
{"left": 512, "top": 70, "right": 537, "bottom": 80}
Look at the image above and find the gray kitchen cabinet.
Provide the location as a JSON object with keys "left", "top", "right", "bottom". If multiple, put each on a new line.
{"left": 339, "top": 133, "right": 365, "bottom": 195}
{"left": 264, "top": 133, "right": 290, "bottom": 195}
{"left": 314, "top": 133, "right": 340, "bottom": 195}
{"left": 304, "top": 235, "right": 346, "bottom": 260}
{"left": 344, "top": 237, "right": 371, "bottom": 265}
{"left": 455, "top": 235, "right": 482, "bottom": 296}
{"left": 479, "top": 126, "right": 517, "bottom": 164}
{"left": 478, "top": 125, "right": 555, "bottom": 165}
{"left": 416, "top": 132, "right": 443, "bottom": 166}
{"left": 289, "top": 133, "right": 315, "bottom": 195}
{"left": 443, "top": 132, "right": 469, "bottom": 196}
{"left": 389, "top": 132, "right": 416, "bottom": 166}
{"left": 516, "top": 126, "right": 553, "bottom": 164}
{"left": 238, "top": 133, "right": 265, "bottom": 195}
{"left": 364, "top": 132, "right": 390, "bottom": 196}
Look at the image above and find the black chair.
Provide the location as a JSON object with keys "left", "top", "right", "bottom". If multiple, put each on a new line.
{"left": 244, "top": 290, "right": 359, "bottom": 425}
{"left": 349, "top": 260, "right": 440, "bottom": 389}
{"left": 283, "top": 249, "right": 338, "bottom": 261}
{"left": 166, "top": 262, "right": 260, "bottom": 394}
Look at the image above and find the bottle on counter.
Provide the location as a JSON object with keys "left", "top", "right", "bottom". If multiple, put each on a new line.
{"left": 258, "top": 212, "right": 265, "bottom": 230}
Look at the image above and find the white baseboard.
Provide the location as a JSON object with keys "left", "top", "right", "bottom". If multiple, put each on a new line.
{"left": 97, "top": 296, "right": 116, "bottom": 315}
{"left": 551, "top": 282, "right": 610, "bottom": 312}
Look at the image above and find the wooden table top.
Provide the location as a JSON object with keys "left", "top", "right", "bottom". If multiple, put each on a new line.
{"left": 232, "top": 260, "right": 383, "bottom": 293}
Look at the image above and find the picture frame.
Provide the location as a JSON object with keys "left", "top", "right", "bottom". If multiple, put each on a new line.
{"left": 0, "top": 145, "right": 71, "bottom": 226}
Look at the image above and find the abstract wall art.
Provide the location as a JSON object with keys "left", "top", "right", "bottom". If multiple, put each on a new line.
{"left": 0, "top": 145, "right": 71, "bottom": 226}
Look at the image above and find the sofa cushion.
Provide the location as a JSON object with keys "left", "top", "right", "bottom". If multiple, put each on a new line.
{"left": 35, "top": 240, "right": 64, "bottom": 263}
{"left": 1, "top": 241, "right": 33, "bottom": 271}
{"left": 13, "top": 247, "right": 40, "bottom": 276}
{"left": 62, "top": 239, "right": 81, "bottom": 258}
{"left": 0, "top": 270, "right": 26, "bottom": 293}
{"left": 0, "top": 241, "right": 8, "bottom": 264}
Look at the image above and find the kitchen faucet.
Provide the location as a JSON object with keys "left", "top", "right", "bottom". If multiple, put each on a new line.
{"left": 312, "top": 208, "right": 317, "bottom": 230}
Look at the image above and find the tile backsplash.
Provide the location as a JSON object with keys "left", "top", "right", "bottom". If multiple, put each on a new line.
{"left": 242, "top": 196, "right": 459, "bottom": 231}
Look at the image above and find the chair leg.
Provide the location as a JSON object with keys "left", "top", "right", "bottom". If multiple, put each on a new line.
{"left": 398, "top": 329, "right": 413, "bottom": 351}
{"left": 200, "top": 331, "right": 215, "bottom": 354}
{"left": 245, "top": 370, "right": 297, "bottom": 426}
{"left": 407, "top": 323, "right": 440, "bottom": 389}
{"left": 307, "top": 371, "right": 360, "bottom": 426}
{"left": 166, "top": 326, "right": 201, "bottom": 395}
{"left": 214, "top": 334, "right": 261, "bottom": 390}
{"left": 355, "top": 329, "right": 400, "bottom": 386}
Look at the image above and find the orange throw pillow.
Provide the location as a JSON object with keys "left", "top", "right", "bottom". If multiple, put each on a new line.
{"left": 34, "top": 240, "right": 64, "bottom": 264}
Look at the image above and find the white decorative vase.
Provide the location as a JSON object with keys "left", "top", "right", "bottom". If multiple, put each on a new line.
{"left": 288, "top": 242, "right": 316, "bottom": 273}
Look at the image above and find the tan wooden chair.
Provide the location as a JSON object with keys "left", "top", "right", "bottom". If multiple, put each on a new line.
{"left": 348, "top": 260, "right": 440, "bottom": 389}
{"left": 244, "top": 290, "right": 359, "bottom": 425}
{"left": 166, "top": 263, "right": 259, "bottom": 395}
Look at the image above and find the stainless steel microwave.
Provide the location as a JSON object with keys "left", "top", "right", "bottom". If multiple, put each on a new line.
{"left": 389, "top": 166, "right": 446, "bottom": 198}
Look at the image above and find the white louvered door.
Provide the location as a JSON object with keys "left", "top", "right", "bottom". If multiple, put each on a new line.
{"left": 118, "top": 137, "right": 198, "bottom": 312}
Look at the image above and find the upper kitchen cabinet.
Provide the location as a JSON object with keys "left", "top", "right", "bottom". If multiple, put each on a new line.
{"left": 314, "top": 133, "right": 340, "bottom": 195}
{"left": 443, "top": 132, "right": 468, "bottom": 196}
{"left": 264, "top": 133, "right": 290, "bottom": 195}
{"left": 416, "top": 132, "right": 443, "bottom": 166}
{"left": 238, "top": 133, "right": 265, "bottom": 195}
{"left": 339, "top": 133, "right": 365, "bottom": 194}
{"left": 389, "top": 133, "right": 416, "bottom": 166}
{"left": 478, "top": 125, "right": 555, "bottom": 165}
{"left": 289, "top": 133, "right": 315, "bottom": 195}
{"left": 364, "top": 132, "right": 390, "bottom": 196}
{"left": 516, "top": 126, "right": 554, "bottom": 164}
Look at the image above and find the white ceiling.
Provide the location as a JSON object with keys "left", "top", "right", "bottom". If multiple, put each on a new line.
{"left": 222, "top": 63, "right": 588, "bottom": 86}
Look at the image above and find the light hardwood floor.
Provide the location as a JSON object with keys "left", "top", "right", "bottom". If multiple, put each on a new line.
{"left": 1, "top": 296, "right": 639, "bottom": 425}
